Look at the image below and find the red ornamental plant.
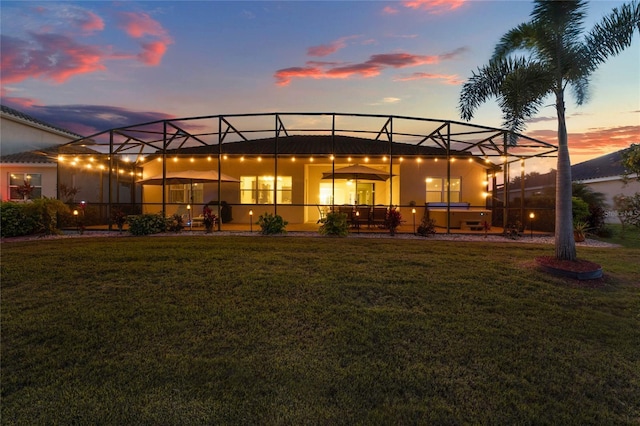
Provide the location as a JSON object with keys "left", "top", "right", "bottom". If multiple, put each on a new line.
{"left": 203, "top": 206, "right": 217, "bottom": 232}
{"left": 16, "top": 180, "right": 34, "bottom": 200}
{"left": 385, "top": 208, "right": 403, "bottom": 236}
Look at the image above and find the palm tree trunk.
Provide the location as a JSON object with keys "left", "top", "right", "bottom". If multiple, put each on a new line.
{"left": 555, "top": 90, "right": 577, "bottom": 261}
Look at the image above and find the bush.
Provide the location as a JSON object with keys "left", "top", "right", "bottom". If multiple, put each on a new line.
{"left": 128, "top": 213, "right": 168, "bottom": 236}
{"left": 167, "top": 214, "right": 184, "bottom": 233}
{"left": 0, "top": 202, "right": 38, "bottom": 237}
{"left": 0, "top": 199, "right": 69, "bottom": 237}
{"left": 384, "top": 208, "right": 403, "bottom": 235}
{"left": 319, "top": 211, "right": 349, "bottom": 237}
{"left": 595, "top": 225, "right": 614, "bottom": 238}
{"left": 572, "top": 197, "right": 590, "bottom": 223}
{"left": 257, "top": 212, "right": 287, "bottom": 235}
{"left": 416, "top": 217, "right": 436, "bottom": 237}
{"left": 29, "top": 199, "right": 69, "bottom": 235}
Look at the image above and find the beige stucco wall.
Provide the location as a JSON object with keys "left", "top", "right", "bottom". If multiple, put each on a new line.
{"left": 139, "top": 156, "right": 491, "bottom": 224}
{"left": 399, "top": 158, "right": 489, "bottom": 220}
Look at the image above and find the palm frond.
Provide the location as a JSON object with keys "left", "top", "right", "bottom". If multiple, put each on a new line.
{"left": 492, "top": 23, "right": 538, "bottom": 61}
{"left": 586, "top": 0, "right": 640, "bottom": 66}
{"left": 459, "top": 58, "right": 551, "bottom": 144}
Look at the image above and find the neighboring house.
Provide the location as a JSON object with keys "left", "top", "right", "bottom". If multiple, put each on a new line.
{"left": 0, "top": 104, "right": 83, "bottom": 155}
{"left": 0, "top": 105, "right": 134, "bottom": 209}
{"left": 0, "top": 144, "right": 106, "bottom": 202}
{"left": 572, "top": 148, "right": 640, "bottom": 223}
{"left": 1, "top": 105, "right": 83, "bottom": 201}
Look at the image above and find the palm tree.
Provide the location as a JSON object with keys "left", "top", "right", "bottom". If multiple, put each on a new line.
{"left": 459, "top": 0, "right": 639, "bottom": 261}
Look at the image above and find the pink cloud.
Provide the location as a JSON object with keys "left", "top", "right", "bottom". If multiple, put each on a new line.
{"left": 138, "top": 41, "right": 168, "bottom": 66}
{"left": 0, "top": 7, "right": 174, "bottom": 90}
{"left": 307, "top": 36, "right": 359, "bottom": 57}
{"left": 0, "top": 33, "right": 106, "bottom": 84}
{"left": 527, "top": 125, "right": 640, "bottom": 161}
{"left": 402, "top": 0, "right": 467, "bottom": 14}
{"left": 116, "top": 11, "right": 173, "bottom": 66}
{"left": 382, "top": 6, "right": 400, "bottom": 15}
{"left": 117, "top": 12, "right": 167, "bottom": 39}
{"left": 74, "top": 10, "right": 105, "bottom": 33}
{"left": 368, "top": 52, "right": 439, "bottom": 67}
{"left": 327, "top": 63, "right": 383, "bottom": 79}
{"left": 275, "top": 48, "right": 468, "bottom": 86}
{"left": 274, "top": 66, "right": 325, "bottom": 86}
{"left": 394, "top": 72, "right": 463, "bottom": 85}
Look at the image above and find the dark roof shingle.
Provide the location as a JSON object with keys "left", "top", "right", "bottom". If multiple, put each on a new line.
{"left": 0, "top": 144, "right": 101, "bottom": 164}
{"left": 1, "top": 104, "right": 83, "bottom": 139}
{"left": 572, "top": 148, "right": 630, "bottom": 181}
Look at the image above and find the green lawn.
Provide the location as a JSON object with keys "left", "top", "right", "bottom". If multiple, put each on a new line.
{"left": 2, "top": 236, "right": 639, "bottom": 424}
{"left": 594, "top": 223, "right": 640, "bottom": 249}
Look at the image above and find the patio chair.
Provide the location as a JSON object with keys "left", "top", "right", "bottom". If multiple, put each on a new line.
{"left": 355, "top": 205, "right": 371, "bottom": 227}
{"left": 338, "top": 205, "right": 354, "bottom": 225}
{"left": 371, "top": 206, "right": 387, "bottom": 228}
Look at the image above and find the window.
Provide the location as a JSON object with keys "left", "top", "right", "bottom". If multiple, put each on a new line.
{"left": 241, "top": 176, "right": 292, "bottom": 204}
{"left": 426, "top": 177, "right": 460, "bottom": 202}
{"left": 9, "top": 173, "right": 42, "bottom": 200}
{"left": 168, "top": 183, "right": 203, "bottom": 204}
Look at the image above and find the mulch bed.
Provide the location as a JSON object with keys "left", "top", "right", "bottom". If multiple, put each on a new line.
{"left": 536, "top": 256, "right": 604, "bottom": 282}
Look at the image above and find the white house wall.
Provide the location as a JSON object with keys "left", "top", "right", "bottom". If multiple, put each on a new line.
{"left": 0, "top": 163, "right": 57, "bottom": 200}
{"left": 0, "top": 116, "right": 77, "bottom": 155}
{"left": 579, "top": 178, "right": 640, "bottom": 224}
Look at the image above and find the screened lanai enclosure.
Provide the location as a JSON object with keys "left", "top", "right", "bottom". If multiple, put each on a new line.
{"left": 57, "top": 113, "right": 558, "bottom": 232}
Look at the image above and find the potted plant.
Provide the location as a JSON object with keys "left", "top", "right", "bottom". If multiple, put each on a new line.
{"left": 573, "top": 221, "right": 589, "bottom": 242}
{"left": 202, "top": 206, "right": 217, "bottom": 233}
{"left": 384, "top": 207, "right": 403, "bottom": 236}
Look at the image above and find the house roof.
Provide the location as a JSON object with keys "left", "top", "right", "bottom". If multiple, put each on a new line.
{"left": 572, "top": 148, "right": 630, "bottom": 181}
{"left": 1, "top": 104, "right": 84, "bottom": 140}
{"left": 0, "top": 144, "right": 101, "bottom": 164}
{"left": 168, "top": 134, "right": 471, "bottom": 157}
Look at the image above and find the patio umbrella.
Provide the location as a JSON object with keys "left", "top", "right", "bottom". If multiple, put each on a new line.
{"left": 322, "top": 164, "right": 392, "bottom": 182}
{"left": 137, "top": 170, "right": 240, "bottom": 204}
{"left": 322, "top": 164, "right": 393, "bottom": 205}
{"left": 137, "top": 169, "right": 240, "bottom": 185}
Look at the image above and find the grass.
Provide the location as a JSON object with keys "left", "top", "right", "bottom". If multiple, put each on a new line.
{"left": 593, "top": 223, "right": 640, "bottom": 249}
{"left": 2, "top": 236, "right": 639, "bottom": 424}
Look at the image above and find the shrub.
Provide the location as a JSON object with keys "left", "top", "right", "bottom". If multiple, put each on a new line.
{"left": 257, "top": 212, "right": 287, "bottom": 235}
{"left": 319, "top": 211, "right": 349, "bottom": 237}
{"left": 127, "top": 213, "right": 168, "bottom": 236}
{"left": 572, "top": 197, "right": 590, "bottom": 223}
{"left": 167, "top": 214, "right": 184, "bottom": 233}
{"left": 595, "top": 226, "right": 614, "bottom": 238}
{"left": 384, "top": 208, "right": 403, "bottom": 235}
{"left": 28, "top": 198, "right": 69, "bottom": 235}
{"left": 0, "top": 202, "right": 37, "bottom": 237}
{"left": 1, "top": 199, "right": 69, "bottom": 237}
{"left": 111, "top": 208, "right": 128, "bottom": 231}
{"left": 416, "top": 217, "right": 436, "bottom": 237}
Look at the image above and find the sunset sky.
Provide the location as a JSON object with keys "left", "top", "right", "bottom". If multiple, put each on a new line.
{"left": 1, "top": 0, "right": 638, "bottom": 166}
